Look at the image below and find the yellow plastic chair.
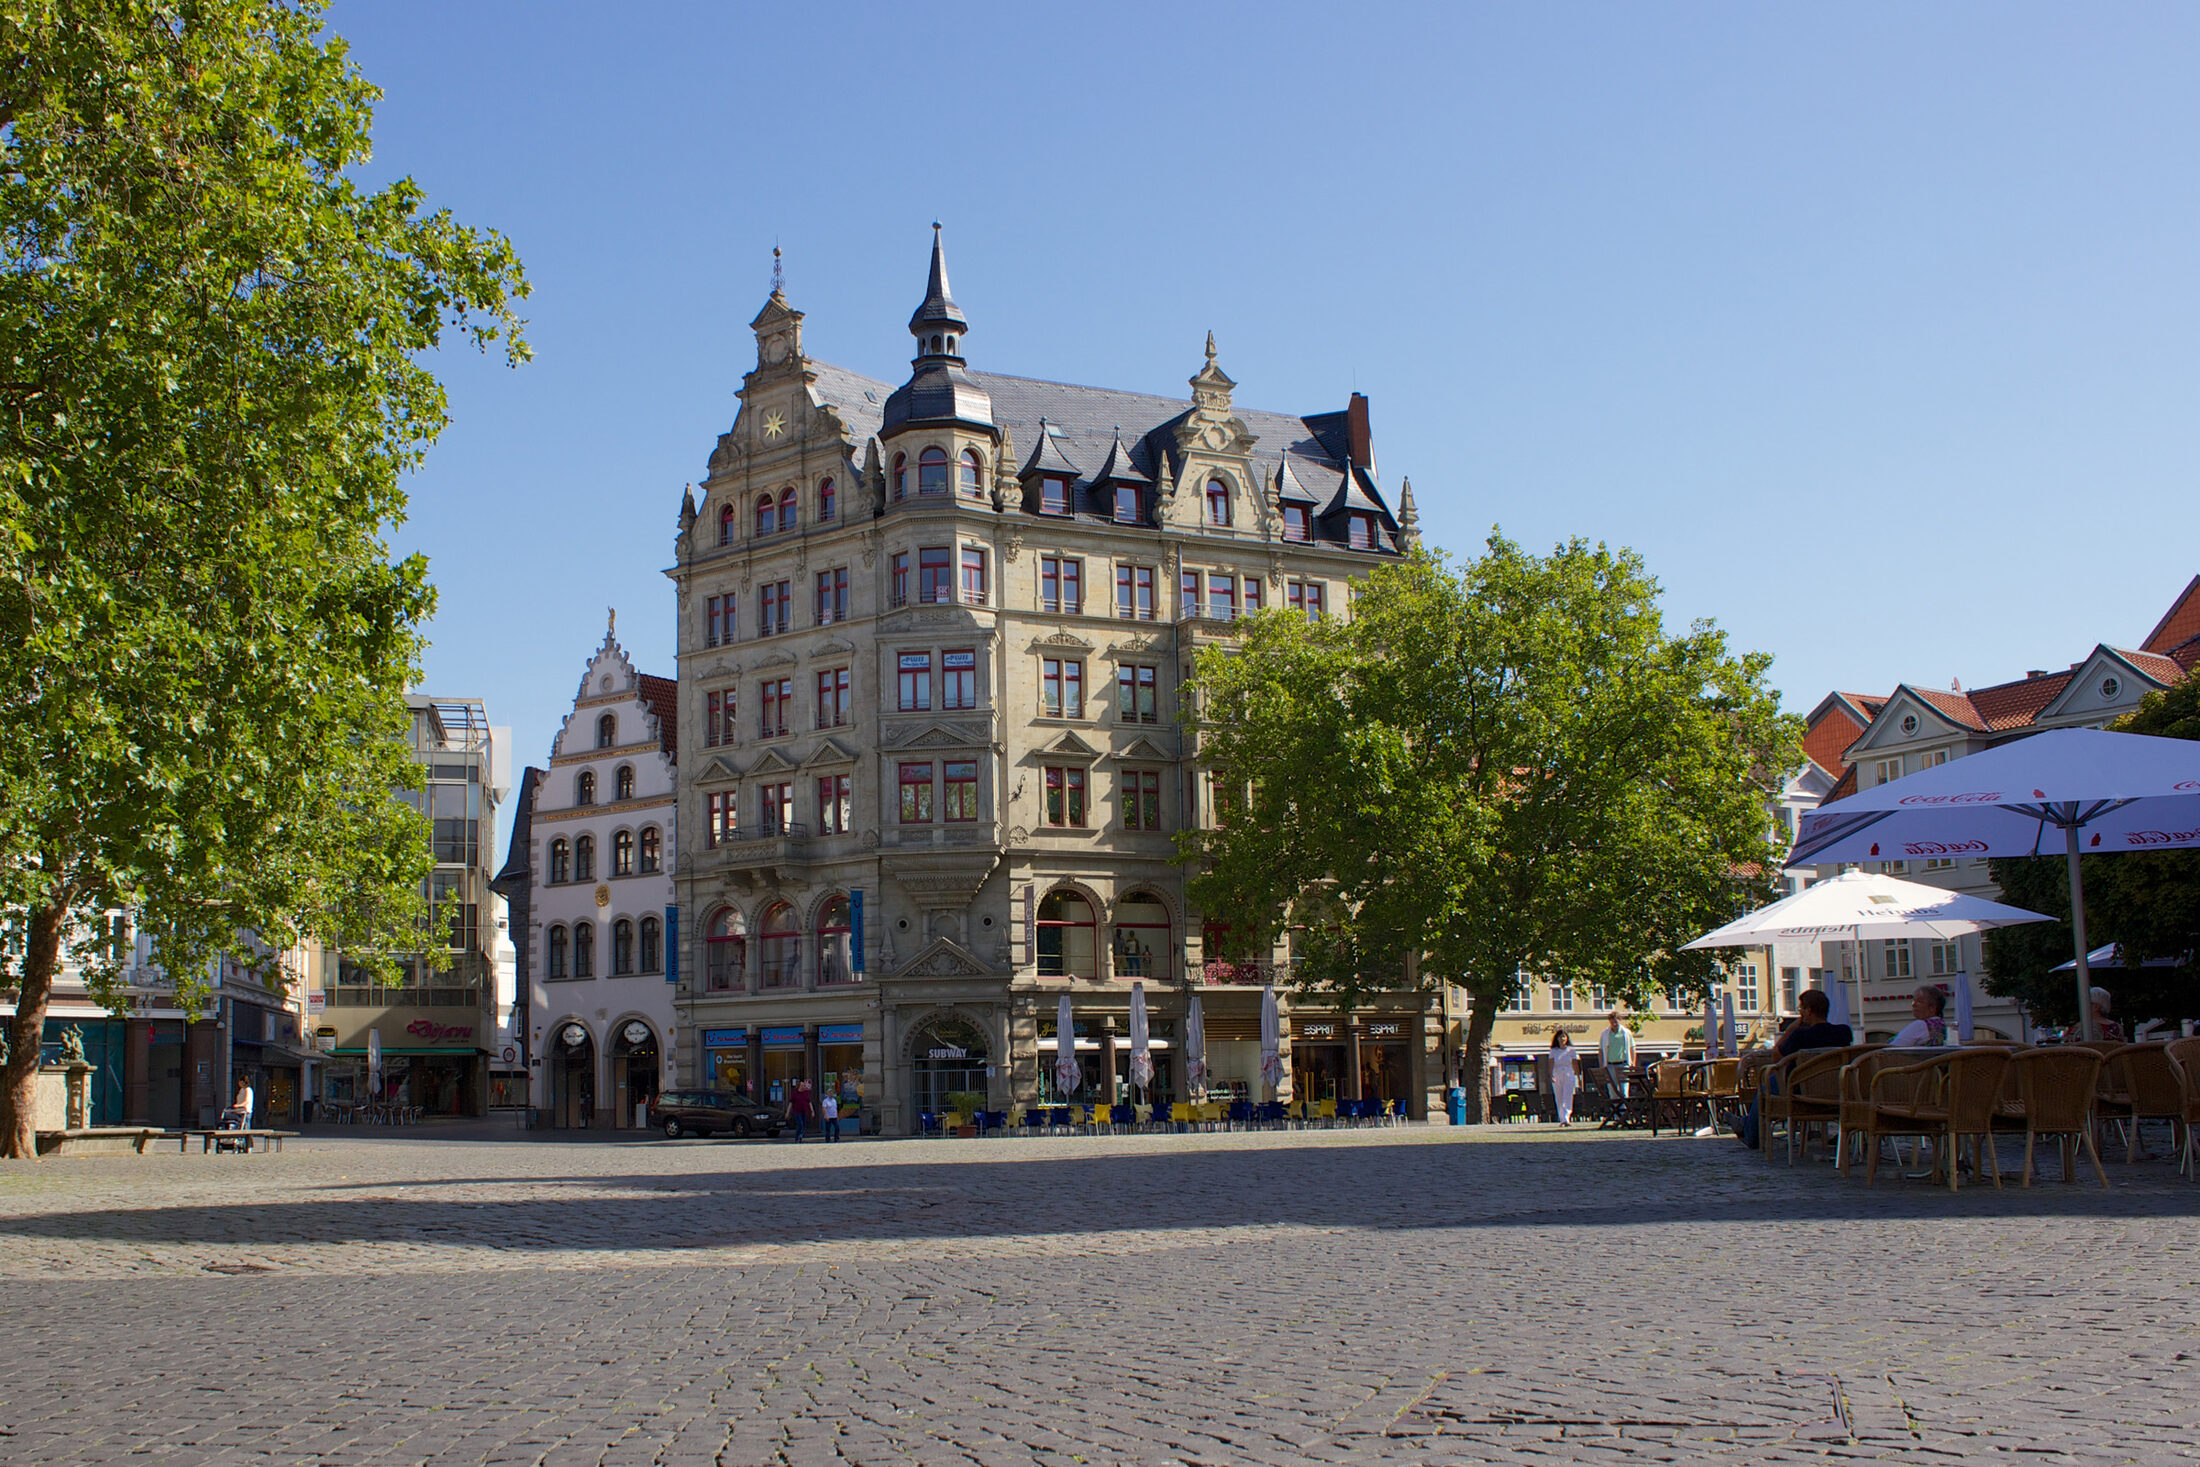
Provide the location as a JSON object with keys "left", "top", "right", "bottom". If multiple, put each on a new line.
{"left": 1169, "top": 1101, "right": 1194, "bottom": 1130}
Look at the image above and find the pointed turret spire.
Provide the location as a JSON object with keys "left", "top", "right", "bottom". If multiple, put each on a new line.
{"left": 881, "top": 223, "right": 995, "bottom": 434}
{"left": 1398, "top": 475, "right": 1421, "bottom": 550}
{"left": 679, "top": 482, "right": 697, "bottom": 529}
{"left": 907, "top": 222, "right": 968, "bottom": 359}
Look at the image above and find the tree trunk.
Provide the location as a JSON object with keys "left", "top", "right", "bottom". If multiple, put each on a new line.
{"left": 1, "top": 896, "right": 67, "bottom": 1160}
{"left": 1460, "top": 1000, "right": 1498, "bottom": 1124}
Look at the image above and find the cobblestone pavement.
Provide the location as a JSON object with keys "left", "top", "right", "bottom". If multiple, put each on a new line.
{"left": 3, "top": 1122, "right": 2197, "bottom": 1465}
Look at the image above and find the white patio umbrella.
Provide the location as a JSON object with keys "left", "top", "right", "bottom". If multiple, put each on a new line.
{"left": 1952, "top": 972, "right": 1976, "bottom": 1043}
{"left": 1685, "top": 870, "right": 2052, "bottom": 1037}
{"left": 1787, "top": 728, "right": 2200, "bottom": 1039}
{"left": 1721, "top": 993, "right": 1738, "bottom": 1057}
{"left": 1128, "top": 982, "right": 1153, "bottom": 1094}
{"left": 1259, "top": 986, "right": 1284, "bottom": 1096}
{"left": 1053, "top": 994, "right": 1080, "bottom": 1097}
{"left": 1184, "top": 994, "right": 1208, "bottom": 1093}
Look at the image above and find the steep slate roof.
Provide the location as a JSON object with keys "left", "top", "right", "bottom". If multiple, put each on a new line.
{"left": 2140, "top": 574, "right": 2200, "bottom": 656}
{"left": 639, "top": 673, "right": 679, "bottom": 763}
{"left": 807, "top": 360, "right": 891, "bottom": 449}
{"left": 491, "top": 766, "right": 542, "bottom": 895}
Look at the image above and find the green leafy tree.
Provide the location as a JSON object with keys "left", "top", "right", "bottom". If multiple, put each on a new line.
{"left": 0, "top": 0, "right": 527, "bottom": 1156}
{"left": 1183, "top": 538, "right": 1798, "bottom": 1120}
{"left": 1983, "top": 673, "right": 2200, "bottom": 1027}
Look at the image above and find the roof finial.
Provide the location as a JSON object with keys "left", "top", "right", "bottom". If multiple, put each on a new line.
{"left": 1205, "top": 330, "right": 1217, "bottom": 366}
{"left": 607, "top": 606, "right": 617, "bottom": 637}
{"left": 770, "top": 245, "right": 783, "bottom": 296}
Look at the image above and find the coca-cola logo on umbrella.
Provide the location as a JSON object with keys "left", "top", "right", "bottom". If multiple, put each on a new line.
{"left": 2122, "top": 829, "right": 2200, "bottom": 847}
{"left": 1896, "top": 791, "right": 2003, "bottom": 806}
{"left": 1901, "top": 841, "right": 1988, "bottom": 856}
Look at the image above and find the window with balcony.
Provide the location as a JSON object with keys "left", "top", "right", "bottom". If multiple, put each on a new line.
{"left": 1179, "top": 569, "right": 1200, "bottom": 620}
{"left": 760, "top": 678, "right": 792, "bottom": 738}
{"left": 942, "top": 649, "right": 977, "bottom": 709}
{"left": 705, "top": 908, "right": 742, "bottom": 991}
{"left": 1282, "top": 504, "right": 1310, "bottom": 542}
{"left": 943, "top": 760, "right": 979, "bottom": 822}
{"left": 639, "top": 826, "right": 661, "bottom": 873}
{"left": 1040, "top": 555, "right": 1082, "bottom": 614}
{"left": 1122, "top": 769, "right": 1162, "bottom": 830}
{"left": 817, "top": 774, "right": 850, "bottom": 835}
{"left": 1116, "top": 565, "right": 1155, "bottom": 621}
{"left": 898, "top": 762, "right": 934, "bottom": 823}
{"left": 897, "top": 653, "right": 932, "bottom": 711}
{"left": 918, "top": 546, "right": 951, "bottom": 604}
{"left": 1041, "top": 658, "right": 1083, "bottom": 718}
{"left": 760, "top": 581, "right": 790, "bottom": 635}
{"left": 1117, "top": 664, "right": 1158, "bottom": 723}
{"left": 961, "top": 449, "right": 984, "bottom": 499}
{"left": 758, "top": 902, "right": 800, "bottom": 988}
{"left": 918, "top": 446, "right": 949, "bottom": 495}
{"left": 1205, "top": 479, "right": 1231, "bottom": 526}
{"left": 612, "top": 829, "right": 634, "bottom": 876}
{"left": 816, "top": 666, "right": 850, "bottom": 728}
{"left": 815, "top": 567, "right": 848, "bottom": 625}
{"left": 706, "top": 689, "right": 734, "bottom": 748}
{"left": 1036, "top": 890, "right": 1097, "bottom": 978}
{"left": 759, "top": 781, "right": 793, "bottom": 835}
{"left": 1208, "top": 576, "right": 1237, "bottom": 621}
{"left": 1044, "top": 766, "right": 1086, "bottom": 827}
{"left": 960, "top": 547, "right": 988, "bottom": 605}
{"left": 818, "top": 897, "right": 855, "bottom": 984}
{"left": 573, "top": 835, "right": 595, "bottom": 882}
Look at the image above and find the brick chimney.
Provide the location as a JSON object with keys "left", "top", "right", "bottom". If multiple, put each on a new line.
{"left": 1345, "top": 392, "right": 1373, "bottom": 468}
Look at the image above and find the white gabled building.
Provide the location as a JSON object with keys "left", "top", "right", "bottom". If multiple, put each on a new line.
{"left": 526, "top": 619, "right": 680, "bottom": 1129}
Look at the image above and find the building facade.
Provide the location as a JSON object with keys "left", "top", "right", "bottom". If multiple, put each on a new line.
{"left": 671, "top": 232, "right": 1431, "bottom": 1133}
{"left": 521, "top": 625, "right": 679, "bottom": 1129}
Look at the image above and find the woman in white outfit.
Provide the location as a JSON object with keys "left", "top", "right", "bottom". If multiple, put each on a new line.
{"left": 1548, "top": 1031, "right": 1579, "bottom": 1127}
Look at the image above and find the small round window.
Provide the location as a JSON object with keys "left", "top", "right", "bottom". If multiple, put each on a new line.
{"left": 2101, "top": 676, "right": 2120, "bottom": 699}
{"left": 1900, "top": 714, "right": 1918, "bottom": 735}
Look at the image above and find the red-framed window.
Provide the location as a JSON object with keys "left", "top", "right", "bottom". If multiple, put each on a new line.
{"left": 1179, "top": 569, "right": 1200, "bottom": 620}
{"left": 918, "top": 446, "right": 949, "bottom": 495}
{"left": 1041, "top": 555, "right": 1082, "bottom": 614}
{"left": 760, "top": 677, "right": 792, "bottom": 738}
{"left": 817, "top": 774, "right": 850, "bottom": 835}
{"left": 918, "top": 546, "right": 951, "bottom": 603}
{"left": 704, "top": 908, "right": 742, "bottom": 991}
{"left": 892, "top": 453, "right": 906, "bottom": 501}
{"left": 960, "top": 449, "right": 984, "bottom": 498}
{"left": 1243, "top": 577, "right": 1263, "bottom": 613}
{"left": 818, "top": 476, "right": 835, "bottom": 522}
{"left": 1350, "top": 512, "right": 1376, "bottom": 550}
{"left": 898, "top": 762, "right": 934, "bottom": 823}
{"left": 1044, "top": 766, "right": 1086, "bottom": 827}
{"left": 759, "top": 781, "right": 793, "bottom": 834}
{"left": 755, "top": 493, "right": 776, "bottom": 538}
{"left": 1287, "top": 580, "right": 1325, "bottom": 620}
{"left": 706, "top": 688, "right": 735, "bottom": 747}
{"left": 960, "top": 547, "right": 987, "bottom": 605}
{"left": 1041, "top": 658, "right": 1083, "bottom": 718}
{"left": 1208, "top": 576, "right": 1237, "bottom": 621}
{"left": 1282, "top": 505, "right": 1310, "bottom": 542}
{"left": 760, "top": 581, "right": 790, "bottom": 635}
{"left": 1116, "top": 565, "right": 1155, "bottom": 621}
{"left": 1113, "top": 485, "right": 1140, "bottom": 524}
{"left": 718, "top": 503, "right": 736, "bottom": 545}
{"left": 943, "top": 760, "right": 979, "bottom": 822}
{"left": 890, "top": 551, "right": 910, "bottom": 607}
{"left": 817, "top": 896, "right": 855, "bottom": 984}
{"left": 1112, "top": 893, "right": 1170, "bottom": 977}
{"left": 942, "top": 648, "right": 977, "bottom": 710}
{"left": 1205, "top": 479, "right": 1231, "bottom": 526}
{"left": 1036, "top": 890, "right": 1097, "bottom": 978}
{"left": 1041, "top": 476, "right": 1071, "bottom": 515}
{"left": 815, "top": 567, "right": 847, "bottom": 625}
{"left": 705, "top": 791, "right": 737, "bottom": 849}
{"left": 706, "top": 594, "right": 733, "bottom": 647}
{"left": 779, "top": 486, "right": 797, "bottom": 529}
{"left": 897, "top": 653, "right": 931, "bottom": 711}
{"left": 1122, "top": 769, "right": 1162, "bottom": 831}
{"left": 816, "top": 667, "right": 850, "bottom": 728}
{"left": 1117, "top": 664, "right": 1158, "bottom": 723}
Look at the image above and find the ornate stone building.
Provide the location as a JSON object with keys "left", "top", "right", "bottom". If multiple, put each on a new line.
{"left": 670, "top": 231, "right": 1430, "bottom": 1134}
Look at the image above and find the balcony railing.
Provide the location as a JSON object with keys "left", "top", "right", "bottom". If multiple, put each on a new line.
{"left": 888, "top": 587, "right": 988, "bottom": 610}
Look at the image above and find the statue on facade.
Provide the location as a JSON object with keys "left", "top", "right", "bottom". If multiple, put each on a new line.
{"left": 57, "top": 1024, "right": 86, "bottom": 1067}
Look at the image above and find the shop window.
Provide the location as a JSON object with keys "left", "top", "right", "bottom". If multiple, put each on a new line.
{"left": 705, "top": 908, "right": 743, "bottom": 991}
{"left": 1205, "top": 479, "right": 1231, "bottom": 526}
{"left": 1044, "top": 766, "right": 1086, "bottom": 827}
{"left": 1116, "top": 564, "right": 1155, "bottom": 621}
{"left": 1112, "top": 894, "right": 1170, "bottom": 979}
{"left": 640, "top": 916, "right": 662, "bottom": 974}
{"left": 1121, "top": 769, "right": 1162, "bottom": 831}
{"left": 899, "top": 762, "right": 934, "bottom": 823}
{"left": 638, "top": 826, "right": 660, "bottom": 873}
{"left": 548, "top": 838, "right": 570, "bottom": 885}
{"left": 758, "top": 902, "right": 800, "bottom": 988}
{"left": 817, "top": 897, "right": 854, "bottom": 984}
{"left": 918, "top": 446, "right": 949, "bottom": 495}
{"left": 614, "top": 764, "right": 634, "bottom": 801}
{"left": 574, "top": 835, "right": 595, "bottom": 882}
{"left": 597, "top": 714, "right": 617, "bottom": 749}
{"left": 1117, "top": 664, "right": 1158, "bottom": 723}
{"left": 944, "top": 760, "right": 980, "bottom": 821}
{"left": 817, "top": 774, "right": 851, "bottom": 834}
{"left": 573, "top": 922, "right": 595, "bottom": 979}
{"left": 575, "top": 770, "right": 596, "bottom": 805}
{"left": 1041, "top": 657, "right": 1083, "bottom": 718}
{"left": 818, "top": 476, "right": 835, "bottom": 522}
{"left": 897, "top": 653, "right": 932, "bottom": 711}
{"left": 547, "top": 925, "right": 568, "bottom": 979}
{"left": 1036, "top": 889, "right": 1097, "bottom": 978}
{"left": 816, "top": 666, "right": 851, "bottom": 728}
{"left": 1283, "top": 504, "right": 1310, "bottom": 542}
{"left": 961, "top": 449, "right": 984, "bottom": 498}
{"left": 942, "top": 649, "right": 977, "bottom": 709}
{"left": 612, "top": 829, "right": 634, "bottom": 876}
{"left": 612, "top": 919, "right": 635, "bottom": 975}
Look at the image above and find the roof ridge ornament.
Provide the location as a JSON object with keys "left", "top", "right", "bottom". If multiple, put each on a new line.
{"left": 1398, "top": 476, "right": 1420, "bottom": 550}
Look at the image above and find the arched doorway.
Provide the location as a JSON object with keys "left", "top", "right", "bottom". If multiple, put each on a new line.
{"left": 909, "top": 1013, "right": 990, "bottom": 1120}
{"left": 611, "top": 1020, "right": 659, "bottom": 1130}
{"left": 549, "top": 1022, "right": 595, "bottom": 1128}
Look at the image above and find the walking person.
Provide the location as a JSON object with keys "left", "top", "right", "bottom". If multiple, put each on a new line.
{"left": 788, "top": 1079, "right": 813, "bottom": 1142}
{"left": 1599, "top": 1011, "right": 1635, "bottom": 1103}
{"left": 1549, "top": 1031, "right": 1580, "bottom": 1127}
{"left": 226, "top": 1075, "right": 254, "bottom": 1131}
{"left": 821, "top": 1089, "right": 841, "bottom": 1142}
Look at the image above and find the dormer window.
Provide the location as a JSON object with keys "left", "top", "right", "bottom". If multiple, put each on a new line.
{"left": 1042, "top": 477, "right": 1072, "bottom": 515}
{"left": 818, "top": 477, "right": 835, "bottom": 522}
{"left": 919, "top": 446, "right": 949, "bottom": 494}
{"left": 961, "top": 449, "right": 984, "bottom": 498}
{"left": 1349, "top": 512, "right": 1375, "bottom": 550}
{"left": 1206, "top": 479, "right": 1231, "bottom": 526}
{"left": 755, "top": 494, "right": 776, "bottom": 538}
{"left": 779, "top": 486, "right": 797, "bottom": 528}
{"left": 718, "top": 503, "right": 736, "bottom": 546}
{"left": 1282, "top": 505, "right": 1310, "bottom": 542}
{"left": 893, "top": 453, "right": 907, "bottom": 501}
{"left": 1113, "top": 486, "right": 1140, "bottom": 524}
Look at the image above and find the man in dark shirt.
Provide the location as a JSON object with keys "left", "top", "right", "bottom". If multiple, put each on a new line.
{"left": 1736, "top": 989, "right": 1853, "bottom": 1148}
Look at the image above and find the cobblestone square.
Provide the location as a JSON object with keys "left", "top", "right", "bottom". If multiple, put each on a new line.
{"left": 2, "top": 1123, "right": 2196, "bottom": 1465}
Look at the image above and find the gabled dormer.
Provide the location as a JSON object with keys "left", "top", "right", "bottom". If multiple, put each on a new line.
{"left": 1317, "top": 462, "right": 1399, "bottom": 553}
{"left": 1016, "top": 418, "right": 1084, "bottom": 518}
{"left": 1087, "top": 430, "right": 1153, "bottom": 527}
{"left": 2035, "top": 644, "right": 2181, "bottom": 726}
{"left": 1842, "top": 684, "right": 1982, "bottom": 784}
{"left": 1273, "top": 455, "right": 1321, "bottom": 546}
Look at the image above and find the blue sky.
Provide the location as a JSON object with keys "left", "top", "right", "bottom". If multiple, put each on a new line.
{"left": 328, "top": 3, "right": 2200, "bottom": 781}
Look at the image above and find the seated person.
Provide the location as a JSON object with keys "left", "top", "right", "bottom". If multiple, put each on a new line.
{"left": 1735, "top": 989, "right": 1855, "bottom": 1148}
{"left": 2089, "top": 986, "right": 2126, "bottom": 1044}
{"left": 1888, "top": 984, "right": 1950, "bottom": 1048}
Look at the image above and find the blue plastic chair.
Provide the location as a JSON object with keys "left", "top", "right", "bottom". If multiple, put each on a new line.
{"left": 917, "top": 1111, "right": 943, "bottom": 1137}
{"left": 1227, "top": 1100, "right": 1255, "bottom": 1130}
{"left": 1111, "top": 1103, "right": 1137, "bottom": 1130}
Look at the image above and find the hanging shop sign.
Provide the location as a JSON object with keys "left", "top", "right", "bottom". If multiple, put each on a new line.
{"left": 850, "top": 890, "right": 864, "bottom": 974}
{"left": 623, "top": 1021, "right": 652, "bottom": 1045}
{"left": 561, "top": 1024, "right": 588, "bottom": 1049}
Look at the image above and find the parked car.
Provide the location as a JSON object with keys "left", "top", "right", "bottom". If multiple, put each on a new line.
{"left": 648, "top": 1089, "right": 786, "bottom": 1140}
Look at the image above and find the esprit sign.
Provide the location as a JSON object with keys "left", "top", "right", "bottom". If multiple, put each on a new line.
{"left": 405, "top": 1019, "right": 474, "bottom": 1043}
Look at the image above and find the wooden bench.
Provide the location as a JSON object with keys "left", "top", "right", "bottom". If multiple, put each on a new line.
{"left": 176, "top": 1128, "right": 297, "bottom": 1154}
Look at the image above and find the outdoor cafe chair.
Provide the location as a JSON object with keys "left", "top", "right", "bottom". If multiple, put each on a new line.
{"left": 916, "top": 1111, "right": 944, "bottom": 1138}
{"left": 1649, "top": 1060, "right": 1700, "bottom": 1136}
{"left": 1995, "top": 1047, "right": 2108, "bottom": 1188}
{"left": 1227, "top": 1100, "right": 1255, "bottom": 1129}
{"left": 1168, "top": 1101, "right": 1195, "bottom": 1131}
{"left": 1111, "top": 1103, "right": 1137, "bottom": 1130}
{"left": 1762, "top": 1046, "right": 1867, "bottom": 1164}
{"left": 1838, "top": 1050, "right": 1936, "bottom": 1179}
{"left": 2095, "top": 1044, "right": 2182, "bottom": 1164}
{"left": 1857, "top": 1049, "right": 2010, "bottom": 1189}
{"left": 2161, "top": 1038, "right": 2200, "bottom": 1178}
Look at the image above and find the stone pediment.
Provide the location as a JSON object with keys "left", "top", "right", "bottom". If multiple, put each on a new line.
{"left": 750, "top": 746, "right": 799, "bottom": 775}
{"left": 700, "top": 658, "right": 740, "bottom": 681}
{"left": 1108, "top": 637, "right": 1165, "bottom": 658}
{"left": 1112, "top": 736, "right": 1174, "bottom": 763}
{"left": 890, "top": 937, "right": 993, "bottom": 979}
{"left": 1036, "top": 730, "right": 1102, "bottom": 760}
{"left": 698, "top": 754, "right": 744, "bottom": 786}
{"left": 802, "top": 737, "right": 860, "bottom": 769}
{"left": 887, "top": 721, "right": 990, "bottom": 751}
{"left": 812, "top": 636, "right": 856, "bottom": 657}
{"left": 1031, "top": 629, "right": 1094, "bottom": 652}
{"left": 754, "top": 649, "right": 799, "bottom": 669}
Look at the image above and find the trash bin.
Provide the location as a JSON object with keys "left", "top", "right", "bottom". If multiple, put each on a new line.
{"left": 1447, "top": 1086, "right": 1468, "bottom": 1126}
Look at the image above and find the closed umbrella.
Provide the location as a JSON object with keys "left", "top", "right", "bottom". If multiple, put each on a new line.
{"left": 1826, "top": 961, "right": 1854, "bottom": 1031}
{"left": 1703, "top": 995, "right": 1718, "bottom": 1058}
{"left": 1953, "top": 972, "right": 1976, "bottom": 1043}
{"left": 1184, "top": 994, "right": 1208, "bottom": 1094}
{"left": 1788, "top": 727, "right": 2200, "bottom": 1039}
{"left": 1721, "top": 993, "right": 1737, "bottom": 1057}
{"left": 1053, "top": 994, "right": 1080, "bottom": 1098}
{"left": 1128, "top": 982, "right": 1153, "bottom": 1094}
{"left": 1259, "top": 986, "right": 1284, "bottom": 1096}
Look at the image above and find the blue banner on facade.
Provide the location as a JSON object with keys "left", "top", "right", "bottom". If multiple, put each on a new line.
{"left": 761, "top": 1026, "right": 805, "bottom": 1048}
{"left": 818, "top": 1024, "right": 864, "bottom": 1045}
{"left": 850, "top": 889, "right": 864, "bottom": 973}
{"left": 665, "top": 904, "right": 679, "bottom": 984}
{"left": 700, "top": 1028, "right": 746, "bottom": 1048}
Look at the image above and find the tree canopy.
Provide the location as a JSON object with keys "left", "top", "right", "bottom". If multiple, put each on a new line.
{"left": 0, "top": 0, "right": 527, "bottom": 1155}
{"left": 1181, "top": 538, "right": 1798, "bottom": 1118}
{"left": 1983, "top": 672, "right": 2200, "bottom": 1026}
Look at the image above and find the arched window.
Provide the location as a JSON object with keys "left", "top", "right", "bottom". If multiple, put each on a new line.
{"left": 719, "top": 502, "right": 736, "bottom": 545}
{"left": 755, "top": 493, "right": 776, "bottom": 538}
{"left": 918, "top": 445, "right": 948, "bottom": 494}
{"left": 573, "top": 921, "right": 595, "bottom": 978}
{"left": 892, "top": 453, "right": 907, "bottom": 501}
{"left": 705, "top": 908, "right": 744, "bottom": 992}
{"left": 1037, "top": 889, "right": 1098, "bottom": 978}
{"left": 576, "top": 770, "right": 596, "bottom": 805}
{"left": 614, "top": 764, "right": 635, "bottom": 801}
{"left": 638, "top": 826, "right": 661, "bottom": 873}
{"left": 547, "top": 925, "right": 568, "bottom": 979}
{"left": 574, "top": 834, "right": 595, "bottom": 882}
{"left": 597, "top": 713, "right": 616, "bottom": 748}
{"left": 1111, "top": 894, "right": 1172, "bottom": 980}
{"left": 548, "top": 839, "right": 570, "bottom": 885}
{"left": 612, "top": 829, "right": 635, "bottom": 876}
{"left": 779, "top": 486, "right": 797, "bottom": 528}
{"left": 612, "top": 919, "right": 635, "bottom": 975}
{"left": 818, "top": 477, "right": 835, "bottom": 522}
{"left": 960, "top": 449, "right": 983, "bottom": 498}
{"left": 1206, "top": 479, "right": 1232, "bottom": 526}
{"left": 639, "top": 915, "right": 662, "bottom": 974}
{"left": 758, "top": 901, "right": 800, "bottom": 989}
{"left": 817, "top": 896, "right": 853, "bottom": 984}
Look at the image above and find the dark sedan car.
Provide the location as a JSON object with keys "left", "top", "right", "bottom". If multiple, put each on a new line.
{"left": 648, "top": 1088, "right": 786, "bottom": 1140}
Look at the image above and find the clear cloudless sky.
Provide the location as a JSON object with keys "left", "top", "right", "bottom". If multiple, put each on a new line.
{"left": 325, "top": 2, "right": 2200, "bottom": 780}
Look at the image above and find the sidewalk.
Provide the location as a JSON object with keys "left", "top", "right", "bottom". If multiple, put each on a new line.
{"left": 295, "top": 1116, "right": 884, "bottom": 1144}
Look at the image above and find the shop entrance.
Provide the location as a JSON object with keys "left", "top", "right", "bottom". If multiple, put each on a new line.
{"left": 1359, "top": 1043, "right": 1411, "bottom": 1107}
{"left": 549, "top": 1023, "right": 595, "bottom": 1128}
{"left": 611, "top": 1021, "right": 659, "bottom": 1130}
{"left": 910, "top": 1014, "right": 989, "bottom": 1115}
{"left": 1292, "top": 1043, "right": 1348, "bottom": 1102}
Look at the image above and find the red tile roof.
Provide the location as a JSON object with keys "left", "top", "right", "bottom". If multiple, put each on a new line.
{"left": 2141, "top": 575, "right": 2200, "bottom": 656}
{"left": 2170, "top": 635, "right": 2200, "bottom": 674}
{"left": 639, "top": 673, "right": 679, "bottom": 762}
{"left": 1823, "top": 762, "right": 1858, "bottom": 803}
{"left": 1802, "top": 693, "right": 1885, "bottom": 776}
{"left": 2118, "top": 648, "right": 2184, "bottom": 684}
{"left": 1910, "top": 686, "right": 1990, "bottom": 731}
{"left": 1965, "top": 670, "right": 2071, "bottom": 731}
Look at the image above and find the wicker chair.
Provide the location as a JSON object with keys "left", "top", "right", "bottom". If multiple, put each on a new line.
{"left": 1838, "top": 1050, "right": 1936, "bottom": 1179}
{"left": 2165, "top": 1038, "right": 2200, "bottom": 1178}
{"left": 1649, "top": 1059, "right": 1701, "bottom": 1135}
{"left": 1998, "top": 1047, "right": 2108, "bottom": 1188}
{"left": 1861, "top": 1049, "right": 2010, "bottom": 1189}
{"left": 1762, "top": 1046, "right": 1866, "bottom": 1164}
{"left": 2096, "top": 1044, "right": 2183, "bottom": 1163}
